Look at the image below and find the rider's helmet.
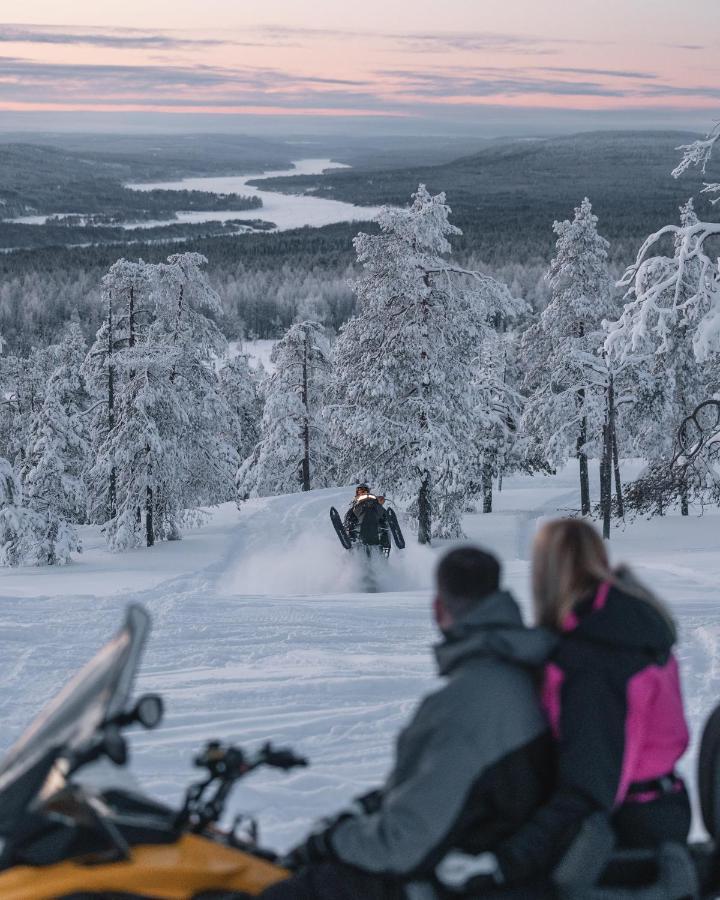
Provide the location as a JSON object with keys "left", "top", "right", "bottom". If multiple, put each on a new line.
{"left": 355, "top": 484, "right": 370, "bottom": 497}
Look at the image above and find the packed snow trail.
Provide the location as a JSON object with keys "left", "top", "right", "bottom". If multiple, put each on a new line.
{"left": 2, "top": 468, "right": 720, "bottom": 849}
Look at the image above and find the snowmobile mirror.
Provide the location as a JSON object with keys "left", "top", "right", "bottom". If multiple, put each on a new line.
{"left": 133, "top": 694, "right": 164, "bottom": 730}
{"left": 103, "top": 726, "right": 127, "bottom": 767}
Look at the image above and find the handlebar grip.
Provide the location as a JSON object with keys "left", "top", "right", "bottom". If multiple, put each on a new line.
{"left": 262, "top": 743, "right": 308, "bottom": 770}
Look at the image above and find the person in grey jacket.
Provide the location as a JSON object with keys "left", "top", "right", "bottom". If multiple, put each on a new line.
{"left": 260, "top": 546, "right": 556, "bottom": 900}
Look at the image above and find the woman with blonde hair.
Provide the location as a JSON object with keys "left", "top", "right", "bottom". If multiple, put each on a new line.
{"left": 491, "top": 518, "right": 691, "bottom": 885}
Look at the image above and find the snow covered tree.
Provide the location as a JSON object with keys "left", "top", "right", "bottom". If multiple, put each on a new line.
{"left": 0, "top": 456, "right": 73, "bottom": 567}
{"left": 470, "top": 331, "right": 524, "bottom": 513}
{"left": 612, "top": 123, "right": 720, "bottom": 368}
{"left": 521, "top": 198, "right": 615, "bottom": 515}
{"left": 24, "top": 325, "right": 89, "bottom": 520}
{"left": 83, "top": 260, "right": 152, "bottom": 526}
{"left": 0, "top": 342, "right": 63, "bottom": 467}
{"left": 17, "top": 326, "right": 88, "bottom": 565}
{"left": 219, "top": 353, "right": 263, "bottom": 465}
{"left": 0, "top": 457, "right": 32, "bottom": 566}
{"left": 151, "top": 253, "right": 239, "bottom": 509}
{"left": 331, "top": 185, "right": 516, "bottom": 542}
{"left": 673, "top": 122, "right": 720, "bottom": 203}
{"left": 85, "top": 253, "right": 238, "bottom": 550}
{"left": 238, "top": 321, "right": 332, "bottom": 498}
{"left": 607, "top": 200, "right": 715, "bottom": 514}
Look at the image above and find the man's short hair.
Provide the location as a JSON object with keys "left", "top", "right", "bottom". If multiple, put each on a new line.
{"left": 436, "top": 546, "right": 501, "bottom": 619}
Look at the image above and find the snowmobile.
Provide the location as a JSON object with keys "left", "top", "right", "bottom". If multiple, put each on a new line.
{"left": 0, "top": 604, "right": 302, "bottom": 899}
{"left": 4, "top": 605, "right": 720, "bottom": 899}
{"left": 330, "top": 487, "right": 405, "bottom": 558}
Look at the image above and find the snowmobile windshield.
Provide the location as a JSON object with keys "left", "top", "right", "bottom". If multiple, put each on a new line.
{"left": 0, "top": 604, "right": 150, "bottom": 834}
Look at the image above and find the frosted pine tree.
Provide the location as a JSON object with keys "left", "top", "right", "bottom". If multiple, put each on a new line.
{"left": 102, "top": 347, "right": 185, "bottom": 549}
{"left": 0, "top": 457, "right": 55, "bottom": 567}
{"left": 673, "top": 122, "right": 720, "bottom": 202}
{"left": 219, "top": 353, "right": 263, "bottom": 465}
{"left": 471, "top": 331, "right": 524, "bottom": 513}
{"left": 614, "top": 121, "right": 720, "bottom": 366}
{"left": 332, "top": 185, "right": 514, "bottom": 542}
{"left": 238, "top": 321, "right": 331, "bottom": 498}
{"left": 0, "top": 457, "right": 30, "bottom": 566}
{"left": 152, "top": 253, "right": 239, "bottom": 509}
{"left": 606, "top": 199, "right": 716, "bottom": 513}
{"left": 21, "top": 327, "right": 88, "bottom": 564}
{"left": 24, "top": 325, "right": 89, "bottom": 519}
{"left": 86, "top": 253, "right": 238, "bottom": 549}
{"left": 83, "top": 260, "right": 152, "bottom": 526}
{"left": 521, "top": 198, "right": 614, "bottom": 514}
{"left": 0, "top": 343, "right": 63, "bottom": 467}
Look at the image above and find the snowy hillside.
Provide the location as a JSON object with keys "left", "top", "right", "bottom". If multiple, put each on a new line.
{"left": 2, "top": 463, "right": 720, "bottom": 850}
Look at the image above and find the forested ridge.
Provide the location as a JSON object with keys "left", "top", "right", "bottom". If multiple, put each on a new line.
{"left": 0, "top": 131, "right": 711, "bottom": 353}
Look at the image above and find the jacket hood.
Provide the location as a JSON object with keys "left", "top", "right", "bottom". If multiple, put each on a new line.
{"left": 573, "top": 567, "right": 677, "bottom": 654}
{"left": 435, "top": 590, "right": 557, "bottom": 676}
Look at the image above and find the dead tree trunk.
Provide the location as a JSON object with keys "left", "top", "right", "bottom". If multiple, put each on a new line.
{"left": 679, "top": 475, "right": 689, "bottom": 516}
{"left": 577, "top": 398, "right": 591, "bottom": 515}
{"left": 601, "top": 372, "right": 616, "bottom": 539}
{"left": 145, "top": 484, "right": 154, "bottom": 547}
{"left": 418, "top": 474, "right": 432, "bottom": 545}
{"left": 482, "top": 463, "right": 493, "bottom": 513}
{"left": 300, "top": 329, "right": 311, "bottom": 492}
{"left": 612, "top": 428, "right": 624, "bottom": 518}
{"left": 107, "top": 291, "right": 117, "bottom": 520}
{"left": 601, "top": 429, "right": 612, "bottom": 539}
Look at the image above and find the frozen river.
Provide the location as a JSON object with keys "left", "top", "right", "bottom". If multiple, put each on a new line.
{"left": 8, "top": 159, "right": 383, "bottom": 233}
{"left": 125, "top": 158, "right": 383, "bottom": 231}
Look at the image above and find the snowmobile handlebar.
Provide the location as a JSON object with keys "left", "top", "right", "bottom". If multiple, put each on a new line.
{"left": 179, "top": 741, "right": 307, "bottom": 833}
{"left": 194, "top": 740, "right": 307, "bottom": 778}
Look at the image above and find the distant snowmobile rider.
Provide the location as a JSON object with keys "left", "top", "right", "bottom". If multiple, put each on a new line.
{"left": 344, "top": 485, "right": 390, "bottom": 550}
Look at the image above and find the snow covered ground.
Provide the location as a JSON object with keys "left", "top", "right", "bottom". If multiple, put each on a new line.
{"left": 1, "top": 464, "right": 720, "bottom": 850}
{"left": 227, "top": 338, "right": 277, "bottom": 373}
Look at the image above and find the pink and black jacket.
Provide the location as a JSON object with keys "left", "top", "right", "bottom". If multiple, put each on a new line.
{"left": 495, "top": 569, "right": 690, "bottom": 884}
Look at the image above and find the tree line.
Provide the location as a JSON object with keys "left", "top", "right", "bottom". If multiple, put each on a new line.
{"left": 1, "top": 125, "right": 719, "bottom": 563}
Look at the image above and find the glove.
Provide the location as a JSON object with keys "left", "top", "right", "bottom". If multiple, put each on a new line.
{"left": 279, "top": 830, "right": 334, "bottom": 870}
{"left": 355, "top": 789, "right": 383, "bottom": 815}
{"left": 280, "top": 796, "right": 380, "bottom": 870}
{"left": 435, "top": 851, "right": 504, "bottom": 893}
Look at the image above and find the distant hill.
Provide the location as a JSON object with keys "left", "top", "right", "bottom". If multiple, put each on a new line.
{"left": 251, "top": 131, "right": 716, "bottom": 262}
{"left": 0, "top": 137, "right": 297, "bottom": 219}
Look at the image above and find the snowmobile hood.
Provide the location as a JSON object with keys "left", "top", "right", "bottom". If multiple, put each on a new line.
{"left": 570, "top": 567, "right": 677, "bottom": 653}
{"left": 435, "top": 590, "right": 556, "bottom": 676}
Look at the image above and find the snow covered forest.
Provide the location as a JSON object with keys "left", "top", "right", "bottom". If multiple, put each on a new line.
{"left": 1, "top": 124, "right": 719, "bottom": 566}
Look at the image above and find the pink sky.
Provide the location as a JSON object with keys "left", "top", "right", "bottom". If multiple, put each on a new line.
{"left": 0, "top": 1, "right": 718, "bottom": 128}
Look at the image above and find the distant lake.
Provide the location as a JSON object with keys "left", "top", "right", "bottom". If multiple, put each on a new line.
{"left": 125, "top": 158, "right": 383, "bottom": 231}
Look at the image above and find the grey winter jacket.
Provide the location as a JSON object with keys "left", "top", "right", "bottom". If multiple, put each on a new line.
{"left": 329, "top": 591, "right": 556, "bottom": 878}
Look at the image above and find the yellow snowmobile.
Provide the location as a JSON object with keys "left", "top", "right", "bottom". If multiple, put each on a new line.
{"left": 8, "top": 604, "right": 720, "bottom": 899}
{"left": 0, "top": 604, "right": 299, "bottom": 899}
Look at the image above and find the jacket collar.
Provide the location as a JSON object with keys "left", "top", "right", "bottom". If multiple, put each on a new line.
{"left": 434, "top": 590, "right": 557, "bottom": 676}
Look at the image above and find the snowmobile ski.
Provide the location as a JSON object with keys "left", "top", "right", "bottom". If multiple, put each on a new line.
{"left": 330, "top": 507, "right": 352, "bottom": 550}
{"left": 386, "top": 508, "right": 405, "bottom": 549}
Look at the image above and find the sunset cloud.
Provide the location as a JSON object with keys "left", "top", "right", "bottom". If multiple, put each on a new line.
{"left": 0, "top": 24, "right": 233, "bottom": 49}
{"left": 0, "top": 5, "right": 718, "bottom": 128}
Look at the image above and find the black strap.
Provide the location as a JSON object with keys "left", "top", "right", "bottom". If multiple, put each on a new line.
{"left": 626, "top": 772, "right": 681, "bottom": 798}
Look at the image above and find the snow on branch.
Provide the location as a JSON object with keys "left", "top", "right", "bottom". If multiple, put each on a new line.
{"left": 673, "top": 121, "right": 720, "bottom": 200}
{"left": 609, "top": 218, "right": 720, "bottom": 362}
